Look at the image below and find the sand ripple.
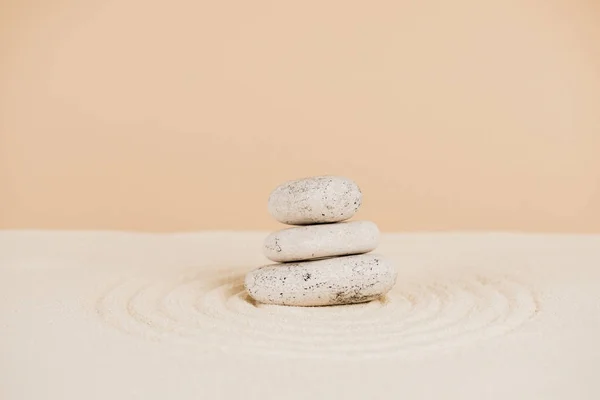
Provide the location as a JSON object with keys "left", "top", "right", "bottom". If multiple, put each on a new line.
{"left": 95, "top": 268, "right": 539, "bottom": 359}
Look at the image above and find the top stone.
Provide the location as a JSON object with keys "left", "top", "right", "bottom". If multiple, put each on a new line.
{"left": 268, "top": 175, "right": 362, "bottom": 225}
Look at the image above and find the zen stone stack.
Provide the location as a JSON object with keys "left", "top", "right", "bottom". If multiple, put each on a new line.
{"left": 245, "top": 175, "right": 397, "bottom": 306}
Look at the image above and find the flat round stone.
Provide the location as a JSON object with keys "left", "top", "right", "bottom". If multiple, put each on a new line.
{"left": 263, "top": 220, "right": 380, "bottom": 262}
{"left": 268, "top": 175, "right": 362, "bottom": 225}
{"left": 244, "top": 254, "right": 397, "bottom": 306}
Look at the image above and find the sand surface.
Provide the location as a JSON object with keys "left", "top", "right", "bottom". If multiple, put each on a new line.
{"left": 1, "top": 231, "right": 599, "bottom": 399}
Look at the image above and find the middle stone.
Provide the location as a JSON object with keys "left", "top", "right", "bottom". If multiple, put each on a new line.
{"left": 263, "top": 220, "right": 380, "bottom": 263}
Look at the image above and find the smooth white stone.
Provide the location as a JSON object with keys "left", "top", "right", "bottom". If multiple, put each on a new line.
{"left": 263, "top": 220, "right": 380, "bottom": 262}
{"left": 245, "top": 254, "right": 397, "bottom": 306}
{"left": 268, "top": 175, "right": 362, "bottom": 225}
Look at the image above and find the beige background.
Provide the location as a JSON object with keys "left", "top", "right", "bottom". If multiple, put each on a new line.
{"left": 1, "top": 0, "right": 599, "bottom": 232}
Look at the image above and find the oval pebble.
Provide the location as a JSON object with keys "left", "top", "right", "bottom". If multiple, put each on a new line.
{"left": 263, "top": 220, "right": 380, "bottom": 262}
{"left": 245, "top": 254, "right": 397, "bottom": 306}
{"left": 268, "top": 175, "right": 362, "bottom": 225}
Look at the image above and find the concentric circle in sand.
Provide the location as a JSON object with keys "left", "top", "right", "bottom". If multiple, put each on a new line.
{"left": 95, "top": 267, "right": 538, "bottom": 359}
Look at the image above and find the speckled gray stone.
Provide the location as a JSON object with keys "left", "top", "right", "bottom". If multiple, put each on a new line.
{"left": 245, "top": 254, "right": 397, "bottom": 306}
{"left": 268, "top": 175, "right": 362, "bottom": 225}
{"left": 263, "top": 220, "right": 380, "bottom": 262}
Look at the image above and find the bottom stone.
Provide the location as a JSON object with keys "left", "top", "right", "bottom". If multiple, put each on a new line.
{"left": 244, "top": 254, "right": 397, "bottom": 307}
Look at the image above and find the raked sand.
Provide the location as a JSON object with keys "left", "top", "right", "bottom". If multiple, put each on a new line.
{"left": 1, "top": 231, "right": 599, "bottom": 399}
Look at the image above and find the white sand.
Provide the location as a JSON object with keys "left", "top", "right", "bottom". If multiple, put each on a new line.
{"left": 1, "top": 231, "right": 599, "bottom": 399}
